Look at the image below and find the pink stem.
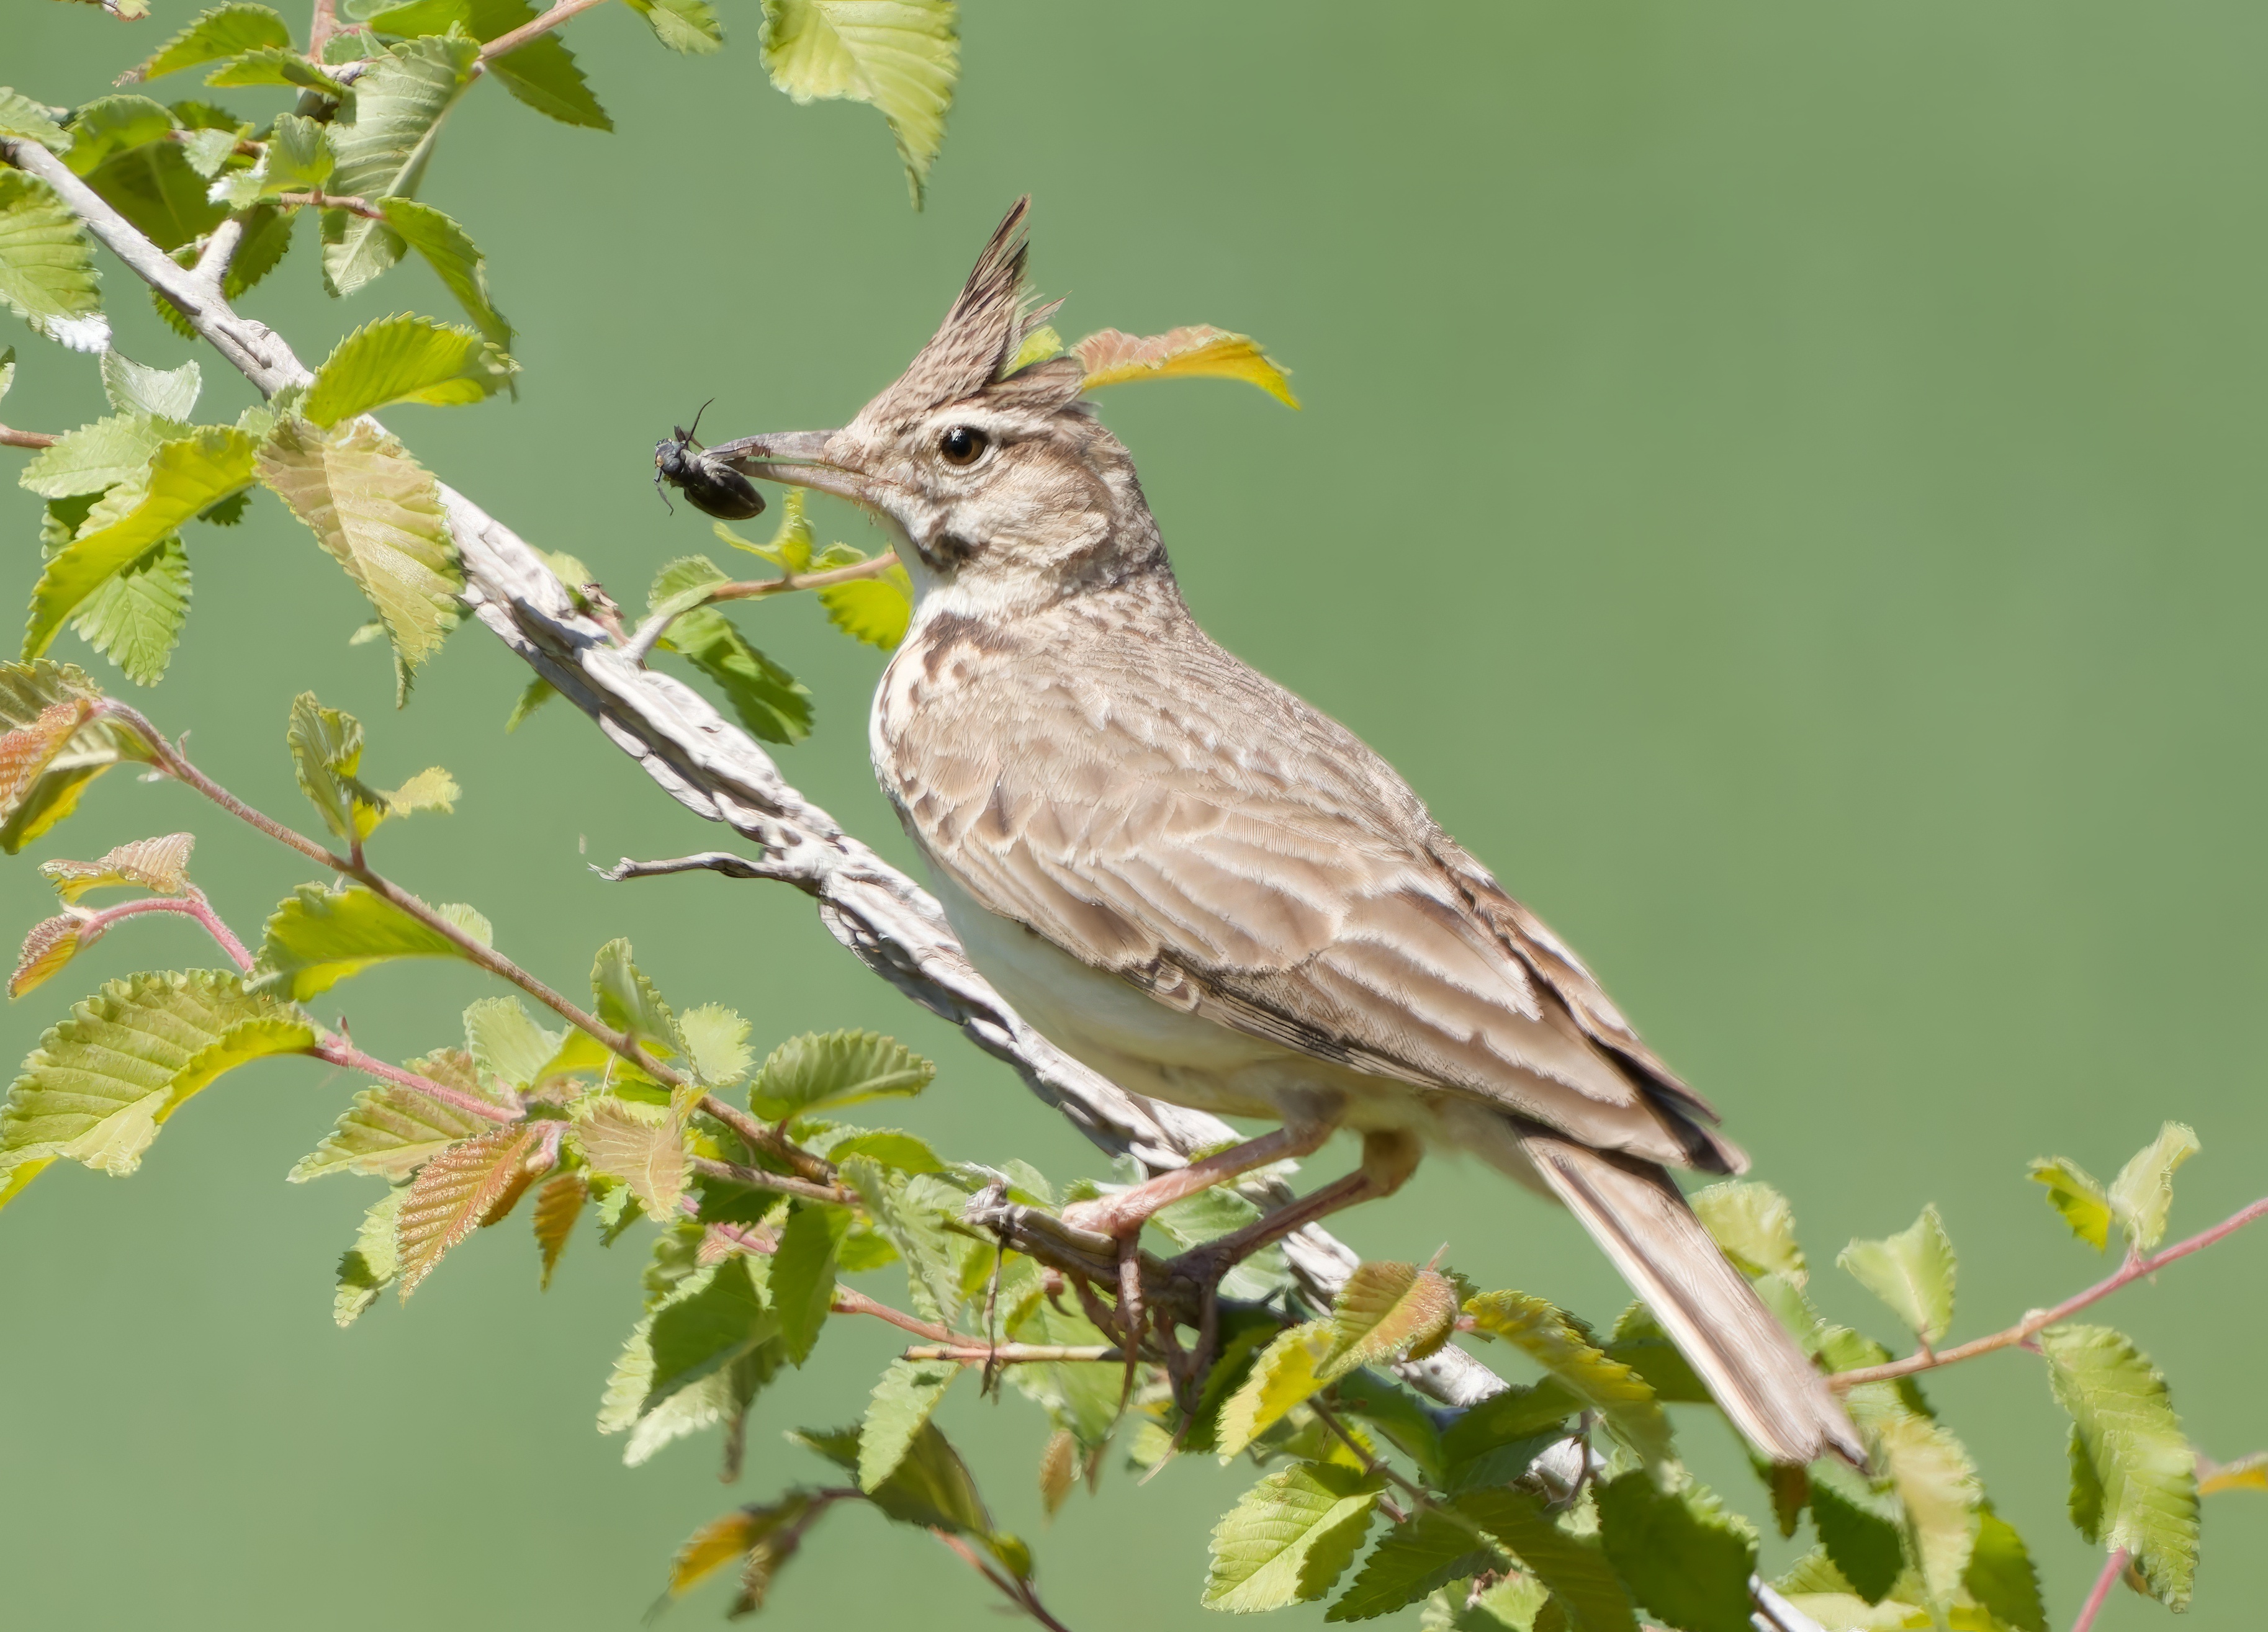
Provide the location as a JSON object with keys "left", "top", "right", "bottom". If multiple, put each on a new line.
{"left": 2071, "top": 1549, "right": 2128, "bottom": 1632}
{"left": 313, "top": 1041, "right": 516, "bottom": 1123}
{"left": 1833, "top": 1193, "right": 2268, "bottom": 1389}
{"left": 78, "top": 894, "right": 255, "bottom": 972}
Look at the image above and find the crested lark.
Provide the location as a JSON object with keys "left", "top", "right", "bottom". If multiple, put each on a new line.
{"left": 713, "top": 200, "right": 1861, "bottom": 1465}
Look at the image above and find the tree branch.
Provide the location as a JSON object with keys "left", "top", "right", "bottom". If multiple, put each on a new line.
{"left": 479, "top": 0, "right": 613, "bottom": 61}
{"left": 0, "top": 425, "right": 60, "bottom": 450}
{"left": 1830, "top": 1192, "right": 2268, "bottom": 1391}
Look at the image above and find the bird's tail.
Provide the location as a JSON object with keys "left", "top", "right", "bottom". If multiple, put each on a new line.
{"left": 1518, "top": 1131, "right": 1865, "bottom": 1467}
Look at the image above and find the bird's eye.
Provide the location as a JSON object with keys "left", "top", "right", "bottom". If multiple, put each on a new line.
{"left": 938, "top": 426, "right": 989, "bottom": 467}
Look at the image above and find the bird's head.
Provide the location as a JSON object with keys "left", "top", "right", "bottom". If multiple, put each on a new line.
{"left": 714, "top": 198, "right": 1162, "bottom": 618}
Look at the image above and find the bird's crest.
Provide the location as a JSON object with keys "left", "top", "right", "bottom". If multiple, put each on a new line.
{"left": 858, "top": 197, "right": 1081, "bottom": 423}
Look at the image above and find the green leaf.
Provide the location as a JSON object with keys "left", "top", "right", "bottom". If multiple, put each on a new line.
{"left": 1320, "top": 1262, "right": 1459, "bottom": 1379}
{"left": 1456, "top": 1487, "right": 1637, "bottom": 1632}
{"left": 60, "top": 97, "right": 176, "bottom": 179}
{"left": 626, "top": 0, "right": 725, "bottom": 55}
{"left": 101, "top": 352, "right": 201, "bottom": 420}
{"left": 2041, "top": 1323, "right": 2198, "bottom": 1608}
{"left": 224, "top": 200, "right": 295, "bottom": 299}
{"left": 1447, "top": 1577, "right": 1551, "bottom": 1632}
{"left": 2028, "top": 1157, "right": 2112, "bottom": 1252}
{"left": 1204, "top": 1461, "right": 1384, "bottom": 1612}
{"left": 720, "top": 487, "right": 814, "bottom": 568}
{"left": 503, "top": 675, "right": 554, "bottom": 732}
{"left": 1463, "top": 1291, "right": 1671, "bottom": 1478}
{"left": 67, "top": 534, "right": 191, "bottom": 686}
{"left": 205, "top": 48, "right": 348, "bottom": 98}
{"left": 860, "top": 1356, "right": 956, "bottom": 1491}
{"left": 207, "top": 112, "right": 333, "bottom": 208}
{"left": 590, "top": 938, "right": 685, "bottom": 1062}
{"left": 17, "top": 414, "right": 176, "bottom": 498}
{"left": 25, "top": 427, "right": 251, "bottom": 666}
{"left": 1436, "top": 1381, "right": 1578, "bottom": 1494}
{"left": 1964, "top": 1503, "right": 2046, "bottom": 1632}
{"left": 254, "top": 418, "right": 462, "bottom": 674}
{"left": 574, "top": 1098, "right": 688, "bottom": 1221}
{"left": 748, "top": 1029, "right": 933, "bottom": 1119}
{"left": 287, "top": 1077, "right": 497, "bottom": 1181}
{"left": 335, "top": 1183, "right": 405, "bottom": 1324}
{"left": 484, "top": 30, "right": 612, "bottom": 130}
{"left": 177, "top": 125, "right": 241, "bottom": 179}
{"left": 0, "top": 89, "right": 71, "bottom": 151}
{"left": 251, "top": 883, "right": 480, "bottom": 1001}
{"left": 76, "top": 116, "right": 228, "bottom": 256}
{"left": 1215, "top": 1320, "right": 1331, "bottom": 1459}
{"left": 818, "top": 563, "right": 914, "bottom": 650}
{"left": 532, "top": 1169, "right": 585, "bottom": 1288}
{"left": 840, "top": 1153, "right": 961, "bottom": 1323}
{"left": 680, "top": 1003, "right": 752, "bottom": 1088}
{"left": 1330, "top": 1369, "right": 1444, "bottom": 1484}
{"left": 2107, "top": 1122, "right": 2199, "bottom": 1253}
{"left": 384, "top": 765, "right": 457, "bottom": 816}
{"left": 130, "top": 6, "right": 294, "bottom": 82}
{"left": 649, "top": 1255, "right": 776, "bottom": 1403}
{"left": 647, "top": 555, "right": 814, "bottom": 743}
{"left": 758, "top": 0, "right": 959, "bottom": 207}
{"left": 1837, "top": 1204, "right": 1956, "bottom": 1347}
{"left": 1604, "top": 1302, "right": 1712, "bottom": 1404}
{"left": 1873, "top": 1409, "right": 1980, "bottom": 1610}
{"left": 1807, "top": 1461, "right": 1905, "bottom": 1605}
{"left": 0, "top": 171, "right": 106, "bottom": 350}
{"left": 286, "top": 691, "right": 386, "bottom": 842}
{"left": 394, "top": 1120, "right": 546, "bottom": 1294}
{"left": 771, "top": 1200, "right": 845, "bottom": 1365}
{"left": 1326, "top": 1507, "right": 1495, "bottom": 1622}
{"left": 0, "top": 660, "right": 155, "bottom": 853}
{"left": 377, "top": 199, "right": 513, "bottom": 352}
{"left": 304, "top": 314, "right": 516, "bottom": 427}
{"left": 1595, "top": 1473, "right": 1757, "bottom": 1632}
{"left": 320, "top": 35, "right": 482, "bottom": 295}
{"left": 464, "top": 996, "right": 561, "bottom": 1091}
{"left": 0, "top": 970, "right": 314, "bottom": 1208}
{"left": 1693, "top": 1179, "right": 1807, "bottom": 1283}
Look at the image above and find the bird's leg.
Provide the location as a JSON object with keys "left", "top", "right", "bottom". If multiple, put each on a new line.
{"left": 1058, "top": 1120, "right": 1336, "bottom": 1240}
{"left": 1170, "top": 1130, "right": 1424, "bottom": 1289}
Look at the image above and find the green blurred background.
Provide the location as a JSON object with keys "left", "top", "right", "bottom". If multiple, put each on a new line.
{"left": 6, "top": 2, "right": 2266, "bottom": 1626}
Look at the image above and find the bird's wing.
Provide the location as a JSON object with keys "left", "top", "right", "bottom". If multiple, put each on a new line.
{"left": 880, "top": 615, "right": 1733, "bottom": 1170}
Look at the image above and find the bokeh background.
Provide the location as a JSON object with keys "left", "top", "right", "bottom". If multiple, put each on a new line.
{"left": 6, "top": 2, "right": 2266, "bottom": 1627}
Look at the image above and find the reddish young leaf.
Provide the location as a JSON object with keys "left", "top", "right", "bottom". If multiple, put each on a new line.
{"left": 0, "top": 699, "right": 93, "bottom": 823}
{"left": 1073, "top": 325, "right": 1299, "bottom": 407}
{"left": 395, "top": 1123, "right": 541, "bottom": 1296}
{"left": 533, "top": 1168, "right": 588, "bottom": 1289}
{"left": 11, "top": 913, "right": 83, "bottom": 998}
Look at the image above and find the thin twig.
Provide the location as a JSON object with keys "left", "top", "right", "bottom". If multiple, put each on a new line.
{"left": 274, "top": 191, "right": 386, "bottom": 220}
{"left": 620, "top": 554, "right": 901, "bottom": 664}
{"left": 905, "top": 1343, "right": 1119, "bottom": 1365}
{"left": 690, "top": 1154, "right": 855, "bottom": 1209}
{"left": 830, "top": 1285, "right": 955, "bottom": 1343}
{"left": 1831, "top": 1193, "right": 2268, "bottom": 1390}
{"left": 0, "top": 425, "right": 59, "bottom": 450}
{"left": 930, "top": 1531, "right": 1078, "bottom": 1632}
{"left": 2070, "top": 1549, "right": 2129, "bottom": 1632}
{"left": 315, "top": 1039, "right": 520, "bottom": 1123}
{"left": 480, "top": 0, "right": 613, "bottom": 61}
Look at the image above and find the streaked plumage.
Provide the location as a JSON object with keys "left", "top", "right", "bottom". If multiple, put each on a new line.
{"left": 719, "top": 200, "right": 1862, "bottom": 1466}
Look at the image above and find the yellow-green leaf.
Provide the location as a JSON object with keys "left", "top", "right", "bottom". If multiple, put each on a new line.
{"left": 1464, "top": 1289, "right": 1672, "bottom": 1477}
{"left": 1319, "top": 1261, "right": 1458, "bottom": 1379}
{"left": 574, "top": 1097, "right": 688, "bottom": 1221}
{"left": 303, "top": 313, "right": 516, "bottom": 427}
{"left": 127, "top": 4, "right": 293, "bottom": 83}
{"left": 2028, "top": 1156, "right": 2112, "bottom": 1252}
{"left": 819, "top": 562, "right": 914, "bottom": 650}
{"left": 1216, "top": 1319, "right": 1332, "bottom": 1459}
{"left": 25, "top": 426, "right": 253, "bottom": 663}
{"left": 0, "top": 970, "right": 314, "bottom": 1208}
{"left": 1693, "top": 1178, "right": 1807, "bottom": 1283}
{"left": 250, "top": 883, "right": 480, "bottom": 1001}
{"left": 1204, "top": 1460, "right": 1384, "bottom": 1612}
{"left": 748, "top": 1028, "right": 932, "bottom": 1119}
{"left": 40, "top": 833, "right": 195, "bottom": 904}
{"left": 255, "top": 418, "right": 461, "bottom": 674}
{"left": 1075, "top": 325, "right": 1298, "bottom": 408}
{"left": 2041, "top": 1323, "right": 2198, "bottom": 1608}
{"left": 320, "top": 35, "right": 482, "bottom": 295}
{"left": 758, "top": 0, "right": 958, "bottom": 207}
{"left": 0, "top": 171, "right": 107, "bottom": 351}
{"left": 9, "top": 913, "right": 83, "bottom": 999}
{"left": 2107, "top": 1122, "right": 2199, "bottom": 1254}
{"left": 287, "top": 1077, "right": 498, "bottom": 1182}
{"left": 1837, "top": 1204, "right": 1957, "bottom": 1348}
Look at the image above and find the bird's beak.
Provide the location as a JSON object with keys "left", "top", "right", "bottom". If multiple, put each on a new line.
{"left": 709, "top": 429, "right": 866, "bottom": 505}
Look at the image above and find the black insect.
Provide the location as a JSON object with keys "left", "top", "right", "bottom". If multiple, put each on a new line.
{"left": 654, "top": 400, "right": 767, "bottom": 520}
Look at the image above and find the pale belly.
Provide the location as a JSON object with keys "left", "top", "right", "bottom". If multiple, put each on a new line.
{"left": 922, "top": 862, "right": 1539, "bottom": 1188}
